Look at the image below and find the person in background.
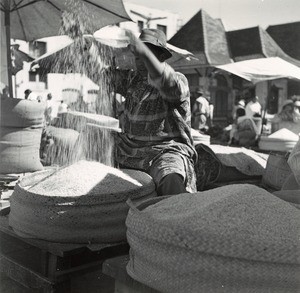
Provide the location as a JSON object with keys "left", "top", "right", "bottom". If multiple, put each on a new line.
{"left": 229, "top": 107, "right": 258, "bottom": 146}
{"left": 232, "top": 99, "right": 246, "bottom": 120}
{"left": 45, "top": 93, "right": 54, "bottom": 125}
{"left": 192, "top": 89, "right": 211, "bottom": 132}
{"left": 112, "top": 29, "right": 197, "bottom": 196}
{"left": 245, "top": 95, "right": 262, "bottom": 118}
{"left": 58, "top": 100, "right": 69, "bottom": 114}
{"left": 207, "top": 92, "right": 214, "bottom": 128}
{"left": 0, "top": 86, "right": 10, "bottom": 99}
{"left": 271, "top": 99, "right": 300, "bottom": 133}
{"left": 24, "top": 89, "right": 32, "bottom": 100}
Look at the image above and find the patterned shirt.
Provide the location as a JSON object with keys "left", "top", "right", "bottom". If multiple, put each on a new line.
{"left": 113, "top": 63, "right": 197, "bottom": 188}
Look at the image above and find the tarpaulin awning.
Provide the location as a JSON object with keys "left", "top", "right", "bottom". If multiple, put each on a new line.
{"left": 216, "top": 57, "right": 300, "bottom": 84}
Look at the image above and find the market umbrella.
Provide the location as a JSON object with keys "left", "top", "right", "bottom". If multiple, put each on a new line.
{"left": 216, "top": 57, "right": 300, "bottom": 84}
{"left": 0, "top": 0, "right": 132, "bottom": 97}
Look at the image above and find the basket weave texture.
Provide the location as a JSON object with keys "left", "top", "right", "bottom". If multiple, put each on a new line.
{"left": 262, "top": 152, "right": 292, "bottom": 190}
{"left": 126, "top": 185, "right": 300, "bottom": 293}
{"left": 9, "top": 162, "right": 157, "bottom": 243}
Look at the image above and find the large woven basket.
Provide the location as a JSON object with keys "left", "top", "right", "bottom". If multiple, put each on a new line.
{"left": 126, "top": 185, "right": 300, "bottom": 293}
{"left": 9, "top": 168, "right": 157, "bottom": 244}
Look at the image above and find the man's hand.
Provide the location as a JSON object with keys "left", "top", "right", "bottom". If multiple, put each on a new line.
{"left": 125, "top": 30, "right": 147, "bottom": 57}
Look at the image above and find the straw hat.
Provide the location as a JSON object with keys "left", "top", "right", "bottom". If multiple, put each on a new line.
{"left": 139, "top": 29, "right": 172, "bottom": 60}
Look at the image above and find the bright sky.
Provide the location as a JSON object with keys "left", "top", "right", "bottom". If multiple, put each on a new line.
{"left": 125, "top": 0, "right": 300, "bottom": 30}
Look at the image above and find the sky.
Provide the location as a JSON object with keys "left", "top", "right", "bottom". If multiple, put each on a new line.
{"left": 125, "top": 0, "right": 300, "bottom": 30}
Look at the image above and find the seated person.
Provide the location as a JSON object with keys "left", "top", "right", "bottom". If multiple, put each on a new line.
{"left": 271, "top": 99, "right": 300, "bottom": 134}
{"left": 229, "top": 108, "right": 258, "bottom": 147}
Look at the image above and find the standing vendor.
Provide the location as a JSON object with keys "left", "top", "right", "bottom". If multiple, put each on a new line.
{"left": 113, "top": 29, "right": 197, "bottom": 196}
{"left": 192, "top": 89, "right": 211, "bottom": 131}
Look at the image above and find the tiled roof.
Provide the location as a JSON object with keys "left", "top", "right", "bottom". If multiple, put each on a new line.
{"left": 266, "top": 22, "right": 300, "bottom": 60}
{"left": 227, "top": 26, "right": 300, "bottom": 67}
{"left": 168, "top": 9, "right": 231, "bottom": 68}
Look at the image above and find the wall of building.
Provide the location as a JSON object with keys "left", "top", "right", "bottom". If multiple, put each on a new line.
{"left": 122, "top": 2, "right": 180, "bottom": 39}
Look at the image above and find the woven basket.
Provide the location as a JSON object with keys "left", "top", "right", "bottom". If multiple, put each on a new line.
{"left": 262, "top": 152, "right": 292, "bottom": 190}
{"left": 126, "top": 185, "right": 300, "bottom": 293}
{"left": 9, "top": 168, "right": 157, "bottom": 244}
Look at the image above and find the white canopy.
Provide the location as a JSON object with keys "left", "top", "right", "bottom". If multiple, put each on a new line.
{"left": 216, "top": 57, "right": 300, "bottom": 84}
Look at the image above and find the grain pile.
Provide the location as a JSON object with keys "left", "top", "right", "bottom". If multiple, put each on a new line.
{"left": 29, "top": 160, "right": 143, "bottom": 197}
{"left": 9, "top": 161, "right": 157, "bottom": 243}
{"left": 126, "top": 184, "right": 300, "bottom": 293}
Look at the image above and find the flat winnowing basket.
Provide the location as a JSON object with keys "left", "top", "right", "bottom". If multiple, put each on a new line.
{"left": 262, "top": 152, "right": 292, "bottom": 190}
{"left": 126, "top": 185, "right": 300, "bottom": 293}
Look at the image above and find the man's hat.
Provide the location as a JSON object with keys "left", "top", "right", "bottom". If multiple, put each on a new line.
{"left": 139, "top": 29, "right": 172, "bottom": 60}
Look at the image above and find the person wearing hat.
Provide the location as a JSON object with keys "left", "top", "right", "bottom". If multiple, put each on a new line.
{"left": 112, "top": 29, "right": 197, "bottom": 196}
{"left": 271, "top": 99, "right": 300, "bottom": 133}
{"left": 191, "top": 88, "right": 211, "bottom": 131}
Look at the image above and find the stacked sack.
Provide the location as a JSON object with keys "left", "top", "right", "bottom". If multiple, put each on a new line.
{"left": 273, "top": 139, "right": 300, "bottom": 208}
{"left": 126, "top": 184, "right": 300, "bottom": 293}
{"left": 0, "top": 98, "right": 45, "bottom": 174}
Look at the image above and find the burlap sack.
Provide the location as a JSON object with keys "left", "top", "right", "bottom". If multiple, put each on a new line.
{"left": 262, "top": 152, "right": 293, "bottom": 190}
{"left": 288, "top": 139, "right": 300, "bottom": 186}
{"left": 126, "top": 185, "right": 300, "bottom": 293}
{"left": 0, "top": 98, "right": 45, "bottom": 174}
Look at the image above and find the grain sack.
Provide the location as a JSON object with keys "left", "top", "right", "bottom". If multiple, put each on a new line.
{"left": 126, "top": 184, "right": 300, "bottom": 293}
{"left": 0, "top": 98, "right": 45, "bottom": 127}
{"left": 9, "top": 160, "right": 157, "bottom": 243}
{"left": 288, "top": 139, "right": 300, "bottom": 186}
{"left": 195, "top": 144, "right": 268, "bottom": 189}
{"left": 0, "top": 98, "right": 45, "bottom": 173}
{"left": 262, "top": 152, "right": 293, "bottom": 190}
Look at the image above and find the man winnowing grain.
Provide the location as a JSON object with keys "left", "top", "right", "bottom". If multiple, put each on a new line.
{"left": 112, "top": 29, "right": 197, "bottom": 196}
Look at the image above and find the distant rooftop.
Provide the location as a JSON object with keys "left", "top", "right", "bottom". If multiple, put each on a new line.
{"left": 266, "top": 21, "right": 300, "bottom": 60}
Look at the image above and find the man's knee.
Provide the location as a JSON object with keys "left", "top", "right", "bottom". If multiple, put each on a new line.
{"left": 156, "top": 173, "right": 187, "bottom": 196}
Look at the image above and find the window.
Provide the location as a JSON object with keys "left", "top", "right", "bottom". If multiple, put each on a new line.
{"left": 157, "top": 24, "right": 167, "bottom": 36}
{"left": 29, "top": 72, "right": 37, "bottom": 82}
{"left": 138, "top": 21, "right": 144, "bottom": 32}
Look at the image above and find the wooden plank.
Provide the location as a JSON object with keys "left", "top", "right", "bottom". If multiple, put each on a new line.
{"left": 103, "top": 255, "right": 160, "bottom": 293}
{"left": 0, "top": 215, "right": 90, "bottom": 257}
{"left": 0, "top": 254, "right": 54, "bottom": 291}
